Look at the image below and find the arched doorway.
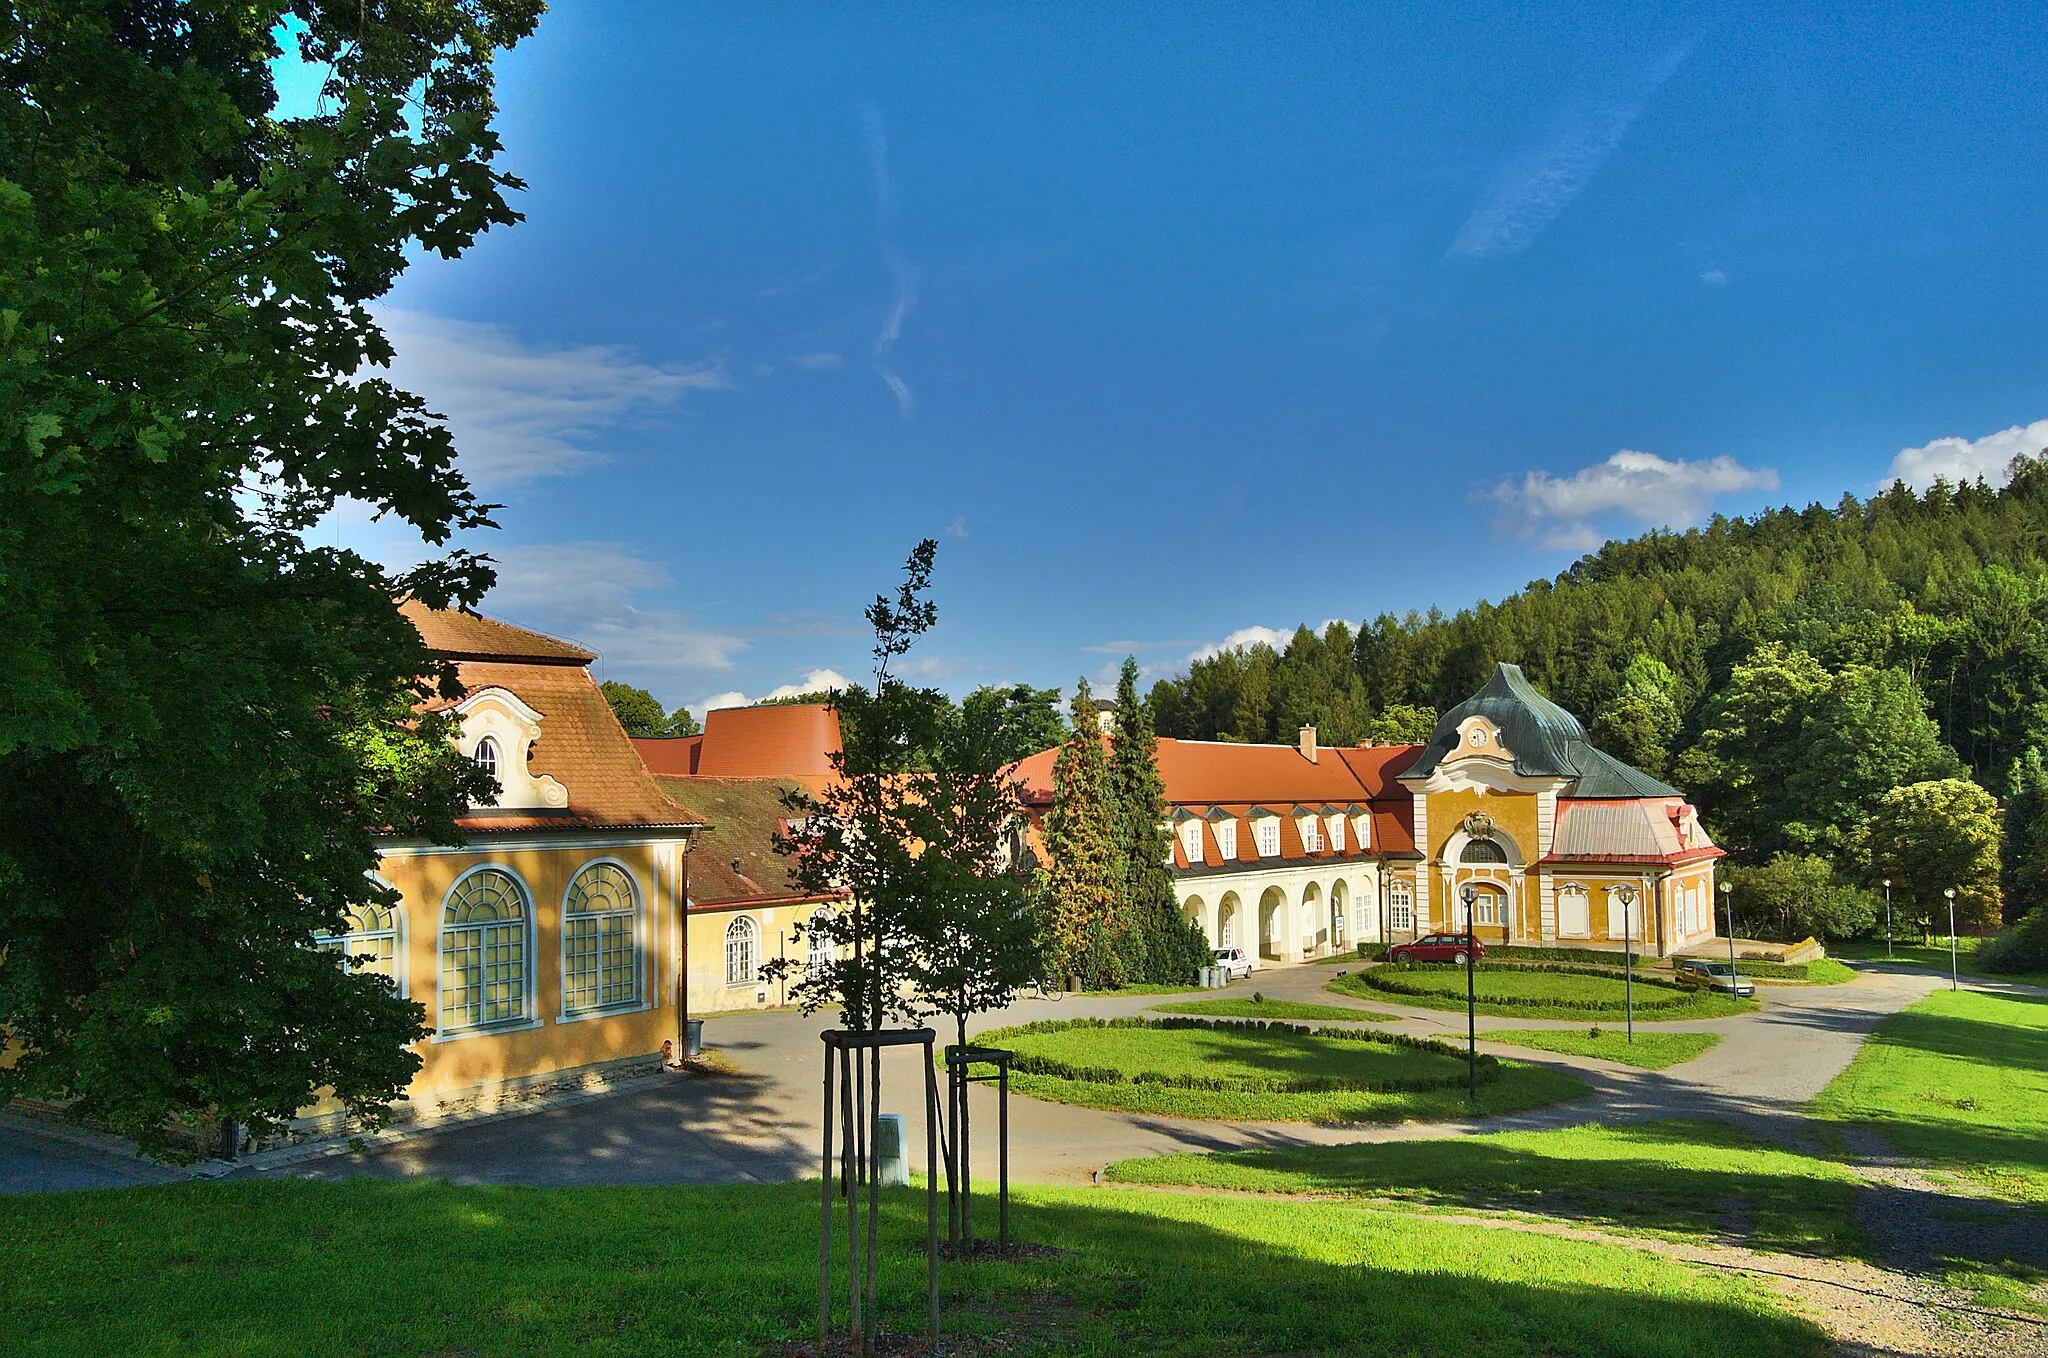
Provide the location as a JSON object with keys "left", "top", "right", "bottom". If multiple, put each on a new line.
{"left": 1258, "top": 885, "right": 1288, "bottom": 962}
{"left": 1331, "top": 879, "right": 1349, "bottom": 950}
{"left": 1217, "top": 892, "right": 1241, "bottom": 951}
{"left": 1182, "top": 894, "right": 1210, "bottom": 946}
{"left": 1454, "top": 881, "right": 1509, "bottom": 942}
{"left": 1300, "top": 881, "right": 1324, "bottom": 958}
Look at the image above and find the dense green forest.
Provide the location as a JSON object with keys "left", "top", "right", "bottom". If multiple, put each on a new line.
{"left": 1146, "top": 456, "right": 2048, "bottom": 961}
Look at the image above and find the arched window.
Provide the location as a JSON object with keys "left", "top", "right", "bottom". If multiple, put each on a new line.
{"left": 473, "top": 736, "right": 500, "bottom": 779}
{"left": 317, "top": 898, "right": 402, "bottom": 989}
{"left": 562, "top": 863, "right": 639, "bottom": 1014}
{"left": 806, "top": 908, "right": 834, "bottom": 978}
{"left": 725, "top": 915, "right": 760, "bottom": 988}
{"left": 1460, "top": 838, "right": 1508, "bottom": 864}
{"left": 441, "top": 868, "right": 529, "bottom": 1032}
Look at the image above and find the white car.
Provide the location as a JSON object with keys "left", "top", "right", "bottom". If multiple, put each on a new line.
{"left": 1212, "top": 946, "right": 1254, "bottom": 981}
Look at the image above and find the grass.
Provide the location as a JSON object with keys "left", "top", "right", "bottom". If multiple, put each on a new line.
{"left": 1831, "top": 935, "right": 2048, "bottom": 986}
{"left": 1107, "top": 1119, "right": 1868, "bottom": 1260}
{"left": 982, "top": 1017, "right": 1588, "bottom": 1123}
{"left": 1078, "top": 982, "right": 1202, "bottom": 996}
{"left": 1811, "top": 987, "right": 2048, "bottom": 1203}
{"left": 1148, "top": 996, "right": 1397, "bottom": 1022}
{"left": 1331, "top": 966, "right": 1758, "bottom": 1021}
{"left": 0, "top": 1177, "right": 1828, "bottom": 1356}
{"left": 1482, "top": 1028, "right": 1721, "bottom": 1070}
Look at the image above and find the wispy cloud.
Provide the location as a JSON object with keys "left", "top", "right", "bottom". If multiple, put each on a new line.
{"left": 1489, "top": 449, "right": 1778, "bottom": 552}
{"left": 694, "top": 668, "right": 853, "bottom": 717}
{"left": 1885, "top": 419, "right": 2048, "bottom": 491}
{"left": 1188, "top": 626, "right": 1293, "bottom": 663}
{"left": 862, "top": 104, "right": 919, "bottom": 416}
{"left": 1448, "top": 43, "right": 1691, "bottom": 261}
{"left": 375, "top": 308, "right": 728, "bottom": 486}
{"left": 481, "top": 542, "right": 748, "bottom": 700}
{"left": 944, "top": 517, "right": 970, "bottom": 540}
{"left": 792, "top": 351, "right": 845, "bottom": 370}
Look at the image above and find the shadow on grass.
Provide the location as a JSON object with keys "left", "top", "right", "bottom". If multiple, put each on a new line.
{"left": 0, "top": 1175, "right": 1830, "bottom": 1357}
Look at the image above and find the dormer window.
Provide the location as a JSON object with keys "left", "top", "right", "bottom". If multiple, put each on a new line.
{"left": 1301, "top": 818, "right": 1323, "bottom": 853}
{"left": 1327, "top": 816, "right": 1346, "bottom": 853}
{"left": 474, "top": 736, "right": 500, "bottom": 779}
{"left": 1216, "top": 821, "right": 1238, "bottom": 858}
{"left": 1180, "top": 821, "right": 1204, "bottom": 860}
{"left": 1354, "top": 815, "right": 1372, "bottom": 853}
{"left": 1255, "top": 819, "right": 1280, "bottom": 857}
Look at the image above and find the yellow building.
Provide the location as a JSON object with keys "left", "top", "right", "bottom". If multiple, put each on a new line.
{"left": 347, "top": 604, "right": 705, "bottom": 1114}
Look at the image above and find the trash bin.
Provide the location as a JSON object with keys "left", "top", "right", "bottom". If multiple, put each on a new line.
{"left": 686, "top": 1019, "right": 704, "bottom": 1058}
{"left": 874, "top": 1113, "right": 908, "bottom": 1188}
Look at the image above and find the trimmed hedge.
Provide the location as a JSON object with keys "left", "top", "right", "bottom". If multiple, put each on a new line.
{"left": 1350, "top": 962, "right": 1696, "bottom": 1013}
{"left": 979, "top": 1015, "right": 1499, "bottom": 1094}
{"left": 1490, "top": 945, "right": 1637, "bottom": 967}
{"left": 1353, "top": 942, "right": 1392, "bottom": 962}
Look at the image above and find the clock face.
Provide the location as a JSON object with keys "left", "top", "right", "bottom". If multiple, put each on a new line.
{"left": 1467, "top": 728, "right": 1486, "bottom": 746}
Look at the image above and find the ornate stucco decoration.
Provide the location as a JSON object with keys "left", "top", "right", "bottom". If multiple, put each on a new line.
{"left": 1460, "top": 811, "right": 1499, "bottom": 841}
{"left": 453, "top": 686, "right": 569, "bottom": 811}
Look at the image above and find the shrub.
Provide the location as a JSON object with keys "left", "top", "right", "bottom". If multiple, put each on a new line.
{"left": 1492, "top": 945, "right": 1632, "bottom": 966}
{"left": 1979, "top": 909, "right": 2048, "bottom": 975}
{"left": 1349, "top": 963, "right": 1695, "bottom": 1012}
{"left": 1353, "top": 942, "right": 1391, "bottom": 961}
{"left": 1723, "top": 854, "right": 1879, "bottom": 941}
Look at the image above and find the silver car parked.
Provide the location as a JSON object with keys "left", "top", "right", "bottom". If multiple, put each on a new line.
{"left": 1675, "top": 958, "right": 1756, "bottom": 997}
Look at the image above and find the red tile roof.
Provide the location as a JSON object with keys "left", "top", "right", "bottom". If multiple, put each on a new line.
{"left": 399, "top": 603, "right": 702, "bottom": 835}
{"left": 653, "top": 775, "right": 842, "bottom": 909}
{"left": 692, "top": 704, "right": 842, "bottom": 780}
{"left": 632, "top": 735, "right": 704, "bottom": 776}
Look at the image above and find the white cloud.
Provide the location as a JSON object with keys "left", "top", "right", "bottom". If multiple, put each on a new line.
{"left": 1700, "top": 268, "right": 1729, "bottom": 287}
{"left": 861, "top": 104, "right": 919, "bottom": 417}
{"left": 1885, "top": 420, "right": 2048, "bottom": 491}
{"left": 374, "top": 308, "right": 728, "bottom": 486}
{"left": 481, "top": 542, "right": 748, "bottom": 697}
{"left": 1448, "top": 44, "right": 1690, "bottom": 261}
{"left": 1188, "top": 626, "right": 1292, "bottom": 663}
{"left": 792, "top": 352, "right": 845, "bottom": 370}
{"left": 1490, "top": 449, "right": 1779, "bottom": 553}
{"left": 945, "top": 517, "right": 970, "bottom": 540}
{"left": 692, "top": 668, "right": 852, "bottom": 718}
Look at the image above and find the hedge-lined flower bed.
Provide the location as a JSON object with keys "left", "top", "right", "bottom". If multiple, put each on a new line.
{"left": 977, "top": 1016, "right": 1499, "bottom": 1095}
{"left": 1344, "top": 962, "right": 1696, "bottom": 1013}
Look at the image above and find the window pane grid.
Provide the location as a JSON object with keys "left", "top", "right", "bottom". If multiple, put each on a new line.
{"left": 441, "top": 870, "right": 530, "bottom": 1032}
{"left": 563, "top": 864, "right": 639, "bottom": 1014}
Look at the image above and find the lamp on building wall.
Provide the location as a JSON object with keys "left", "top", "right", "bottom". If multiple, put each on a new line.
{"left": 1460, "top": 882, "right": 1478, "bottom": 1105}
{"left": 1943, "top": 887, "right": 1958, "bottom": 991}
{"left": 1614, "top": 882, "right": 1639, "bottom": 1045}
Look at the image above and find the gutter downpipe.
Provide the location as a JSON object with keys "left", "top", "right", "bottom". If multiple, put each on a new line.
{"left": 676, "top": 838, "right": 691, "bottom": 1056}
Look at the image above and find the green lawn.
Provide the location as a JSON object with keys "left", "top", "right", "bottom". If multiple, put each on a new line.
{"left": 0, "top": 1178, "right": 1827, "bottom": 1356}
{"left": 1079, "top": 982, "right": 1203, "bottom": 997}
{"left": 1331, "top": 966, "right": 1757, "bottom": 1021}
{"left": 1811, "top": 988, "right": 2048, "bottom": 1203}
{"left": 1107, "top": 1119, "right": 1868, "bottom": 1260}
{"left": 981, "top": 1017, "right": 1589, "bottom": 1123}
{"left": 1830, "top": 936, "right": 2048, "bottom": 986}
{"left": 1482, "top": 1028, "right": 1721, "bottom": 1069}
{"left": 1149, "top": 996, "right": 1397, "bottom": 1022}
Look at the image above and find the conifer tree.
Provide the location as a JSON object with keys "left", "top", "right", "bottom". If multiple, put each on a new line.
{"left": 1110, "top": 658, "right": 1210, "bottom": 983}
{"left": 1042, "top": 679, "right": 1126, "bottom": 988}
{"left": 2002, "top": 741, "right": 2048, "bottom": 924}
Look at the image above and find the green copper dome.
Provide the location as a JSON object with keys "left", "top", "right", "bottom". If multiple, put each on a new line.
{"left": 1406, "top": 663, "right": 1679, "bottom": 798}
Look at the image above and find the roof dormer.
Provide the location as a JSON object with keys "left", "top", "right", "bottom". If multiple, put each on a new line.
{"left": 1443, "top": 714, "right": 1512, "bottom": 765}
{"left": 455, "top": 687, "right": 569, "bottom": 812}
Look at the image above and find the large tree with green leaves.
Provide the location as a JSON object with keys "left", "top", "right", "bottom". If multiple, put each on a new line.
{"left": 1041, "top": 679, "right": 1127, "bottom": 988}
{"left": 599, "top": 680, "right": 699, "bottom": 738}
{"left": 2000, "top": 742, "right": 2048, "bottom": 924}
{"left": 1108, "top": 658, "right": 1209, "bottom": 984}
{"left": 1858, "top": 778, "right": 2003, "bottom": 936}
{"left": 0, "top": 2, "right": 539, "bottom": 1157}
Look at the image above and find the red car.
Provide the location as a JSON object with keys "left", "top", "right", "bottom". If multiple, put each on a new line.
{"left": 1388, "top": 933, "right": 1485, "bottom": 965}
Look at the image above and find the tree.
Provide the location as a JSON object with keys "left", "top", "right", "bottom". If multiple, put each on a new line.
{"left": 1859, "top": 778, "right": 2003, "bottom": 936}
{"left": 1787, "top": 666, "right": 1962, "bottom": 853}
{"left": 2000, "top": 742, "right": 2048, "bottom": 924}
{"left": 1721, "top": 854, "right": 1879, "bottom": 941}
{"left": 1361, "top": 703, "right": 1439, "bottom": 745}
{"left": 1590, "top": 655, "right": 1682, "bottom": 776}
{"left": 1109, "top": 658, "right": 1209, "bottom": 985}
{"left": 600, "top": 680, "right": 698, "bottom": 737}
{"left": 1041, "top": 680, "right": 1127, "bottom": 988}
{"left": 0, "top": 1, "right": 538, "bottom": 1158}
{"left": 963, "top": 683, "right": 1068, "bottom": 764}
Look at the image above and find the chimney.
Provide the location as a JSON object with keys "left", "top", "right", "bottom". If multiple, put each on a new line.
{"left": 1299, "top": 724, "right": 1318, "bottom": 763}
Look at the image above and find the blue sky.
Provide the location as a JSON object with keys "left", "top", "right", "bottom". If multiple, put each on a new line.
{"left": 298, "top": 2, "right": 2048, "bottom": 714}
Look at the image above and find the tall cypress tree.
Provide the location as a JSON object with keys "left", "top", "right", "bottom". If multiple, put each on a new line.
{"left": 1042, "top": 679, "right": 1126, "bottom": 988}
{"left": 1110, "top": 658, "right": 1210, "bottom": 983}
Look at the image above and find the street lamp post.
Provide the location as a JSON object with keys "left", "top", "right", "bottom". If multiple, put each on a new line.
{"left": 1720, "top": 880, "right": 1738, "bottom": 984}
{"left": 1944, "top": 887, "right": 1958, "bottom": 991}
{"left": 1615, "top": 882, "right": 1639, "bottom": 1044}
{"left": 1461, "top": 882, "right": 1478, "bottom": 1105}
{"left": 1882, "top": 879, "right": 1893, "bottom": 960}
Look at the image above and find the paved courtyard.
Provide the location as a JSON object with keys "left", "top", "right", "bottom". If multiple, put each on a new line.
{"left": 0, "top": 959, "right": 1963, "bottom": 1192}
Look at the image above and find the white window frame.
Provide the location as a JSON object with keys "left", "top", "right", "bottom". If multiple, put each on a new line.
{"left": 806, "top": 907, "right": 834, "bottom": 978}
{"left": 315, "top": 888, "right": 405, "bottom": 996}
{"left": 1354, "top": 815, "right": 1372, "bottom": 852}
{"left": 1301, "top": 817, "right": 1323, "bottom": 853}
{"left": 437, "top": 865, "right": 536, "bottom": 1038}
{"left": 1215, "top": 821, "right": 1238, "bottom": 859}
{"left": 559, "top": 859, "right": 643, "bottom": 1019}
{"left": 1390, "top": 883, "right": 1415, "bottom": 933}
{"left": 1181, "top": 821, "right": 1204, "bottom": 860}
{"left": 1557, "top": 884, "right": 1592, "bottom": 939}
{"left": 1254, "top": 819, "right": 1281, "bottom": 857}
{"left": 724, "top": 915, "right": 760, "bottom": 988}
{"left": 1327, "top": 816, "right": 1346, "bottom": 853}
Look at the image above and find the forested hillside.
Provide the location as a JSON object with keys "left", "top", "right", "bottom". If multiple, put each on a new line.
{"left": 1146, "top": 454, "right": 2048, "bottom": 951}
